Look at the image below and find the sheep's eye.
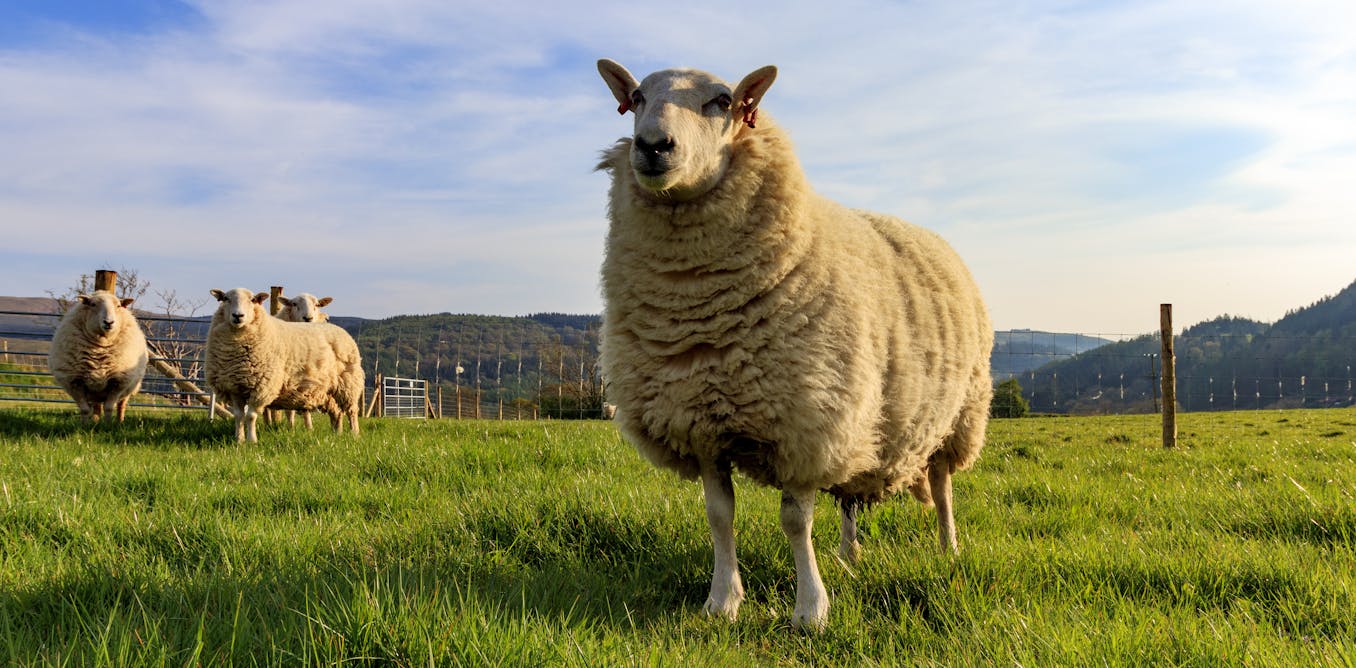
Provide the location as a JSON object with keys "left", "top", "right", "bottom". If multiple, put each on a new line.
{"left": 706, "top": 93, "right": 733, "bottom": 112}
{"left": 630, "top": 90, "right": 645, "bottom": 107}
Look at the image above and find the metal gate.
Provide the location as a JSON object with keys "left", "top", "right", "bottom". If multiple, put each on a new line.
{"left": 382, "top": 376, "right": 427, "bottom": 418}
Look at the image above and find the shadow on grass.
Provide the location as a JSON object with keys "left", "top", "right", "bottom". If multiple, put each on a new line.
{"left": 0, "top": 409, "right": 271, "bottom": 449}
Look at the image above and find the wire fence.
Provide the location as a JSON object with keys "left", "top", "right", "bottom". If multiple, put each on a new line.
{"left": 0, "top": 309, "right": 220, "bottom": 416}
{"left": 994, "top": 329, "right": 1356, "bottom": 414}
{"left": 0, "top": 308, "right": 606, "bottom": 420}
{"left": 4, "top": 308, "right": 1353, "bottom": 419}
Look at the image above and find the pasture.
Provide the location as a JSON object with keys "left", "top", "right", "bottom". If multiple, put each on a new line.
{"left": 0, "top": 408, "right": 1352, "bottom": 666}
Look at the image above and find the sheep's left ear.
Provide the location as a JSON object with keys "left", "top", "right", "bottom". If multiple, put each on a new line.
{"left": 598, "top": 59, "right": 640, "bottom": 115}
{"left": 317, "top": 297, "right": 333, "bottom": 307}
{"left": 733, "top": 65, "right": 777, "bottom": 128}
{"left": 251, "top": 292, "right": 269, "bottom": 305}
{"left": 120, "top": 298, "right": 135, "bottom": 308}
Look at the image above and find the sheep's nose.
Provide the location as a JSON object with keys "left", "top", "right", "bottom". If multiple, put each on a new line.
{"left": 634, "top": 135, "right": 675, "bottom": 155}
{"left": 102, "top": 320, "right": 114, "bottom": 329}
{"left": 303, "top": 316, "right": 313, "bottom": 322}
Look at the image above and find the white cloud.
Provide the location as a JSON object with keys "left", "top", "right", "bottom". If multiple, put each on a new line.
{"left": 1, "top": 0, "right": 1354, "bottom": 333}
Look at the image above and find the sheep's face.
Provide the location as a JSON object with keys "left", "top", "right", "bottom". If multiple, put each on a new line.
{"left": 599, "top": 60, "right": 777, "bottom": 202}
{"left": 211, "top": 288, "right": 268, "bottom": 331}
{"left": 76, "top": 291, "right": 134, "bottom": 338}
{"left": 280, "top": 294, "right": 332, "bottom": 323}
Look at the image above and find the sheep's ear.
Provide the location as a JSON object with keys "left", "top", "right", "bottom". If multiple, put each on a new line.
{"left": 598, "top": 59, "right": 639, "bottom": 115}
{"left": 210, "top": 289, "right": 226, "bottom": 302}
{"left": 120, "top": 298, "right": 135, "bottom": 308}
{"left": 733, "top": 65, "right": 777, "bottom": 128}
{"left": 78, "top": 294, "right": 94, "bottom": 305}
{"left": 252, "top": 292, "right": 269, "bottom": 305}
{"left": 317, "top": 297, "right": 333, "bottom": 307}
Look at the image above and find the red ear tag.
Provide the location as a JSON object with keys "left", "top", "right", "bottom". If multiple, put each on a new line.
{"left": 617, "top": 101, "right": 631, "bottom": 115}
{"left": 742, "top": 97, "right": 758, "bottom": 128}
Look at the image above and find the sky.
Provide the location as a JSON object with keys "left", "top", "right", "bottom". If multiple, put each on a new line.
{"left": 1, "top": 0, "right": 1353, "bottom": 335}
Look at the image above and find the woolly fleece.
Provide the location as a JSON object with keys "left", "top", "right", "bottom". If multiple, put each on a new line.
{"left": 205, "top": 288, "right": 363, "bottom": 441}
{"left": 598, "top": 116, "right": 993, "bottom": 504}
{"left": 48, "top": 290, "right": 149, "bottom": 422}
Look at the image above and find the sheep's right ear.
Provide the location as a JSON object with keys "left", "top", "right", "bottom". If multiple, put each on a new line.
{"left": 733, "top": 65, "right": 777, "bottom": 128}
{"left": 78, "top": 294, "right": 94, "bottom": 306}
{"left": 210, "top": 289, "right": 226, "bottom": 302}
{"left": 598, "top": 59, "right": 639, "bottom": 115}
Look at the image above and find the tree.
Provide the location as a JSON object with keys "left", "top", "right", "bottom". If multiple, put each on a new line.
{"left": 46, "top": 267, "right": 150, "bottom": 314}
{"left": 991, "top": 378, "right": 1030, "bottom": 418}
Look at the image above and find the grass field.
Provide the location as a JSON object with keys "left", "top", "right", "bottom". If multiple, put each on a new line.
{"left": 1, "top": 407, "right": 1353, "bottom": 666}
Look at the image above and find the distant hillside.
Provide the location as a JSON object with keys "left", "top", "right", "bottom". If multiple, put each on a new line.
{"left": 992, "top": 330, "right": 1114, "bottom": 378}
{"left": 1016, "top": 279, "right": 1356, "bottom": 414}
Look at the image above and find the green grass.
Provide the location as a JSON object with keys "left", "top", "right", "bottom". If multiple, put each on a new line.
{"left": 1, "top": 408, "right": 1353, "bottom": 666}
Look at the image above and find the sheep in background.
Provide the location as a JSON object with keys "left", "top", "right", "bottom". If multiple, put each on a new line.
{"left": 274, "top": 292, "right": 335, "bottom": 428}
{"left": 47, "top": 290, "right": 149, "bottom": 423}
{"left": 596, "top": 59, "right": 993, "bottom": 629}
{"left": 205, "top": 288, "right": 363, "bottom": 442}
{"left": 277, "top": 293, "right": 332, "bottom": 323}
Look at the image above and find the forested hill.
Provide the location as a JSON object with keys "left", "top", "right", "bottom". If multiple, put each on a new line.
{"left": 332, "top": 312, "right": 602, "bottom": 385}
{"left": 1015, "top": 279, "right": 1356, "bottom": 414}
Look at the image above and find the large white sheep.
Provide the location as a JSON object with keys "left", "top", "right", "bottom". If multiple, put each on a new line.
{"left": 596, "top": 60, "right": 994, "bottom": 629}
{"left": 276, "top": 293, "right": 332, "bottom": 323}
{"left": 47, "top": 290, "right": 149, "bottom": 423}
{"left": 205, "top": 288, "right": 364, "bottom": 442}
{"left": 273, "top": 291, "right": 335, "bottom": 428}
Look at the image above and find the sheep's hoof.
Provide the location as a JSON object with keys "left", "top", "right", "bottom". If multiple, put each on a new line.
{"left": 838, "top": 539, "right": 862, "bottom": 565}
{"left": 791, "top": 604, "right": 829, "bottom": 632}
{"left": 702, "top": 593, "right": 743, "bottom": 621}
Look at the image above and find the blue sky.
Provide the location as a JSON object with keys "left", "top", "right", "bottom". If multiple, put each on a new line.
{"left": 1, "top": 0, "right": 1353, "bottom": 334}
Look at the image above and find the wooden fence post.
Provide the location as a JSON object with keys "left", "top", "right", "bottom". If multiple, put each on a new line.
{"left": 94, "top": 270, "right": 117, "bottom": 293}
{"left": 1160, "top": 304, "right": 1177, "bottom": 448}
{"left": 269, "top": 286, "right": 284, "bottom": 316}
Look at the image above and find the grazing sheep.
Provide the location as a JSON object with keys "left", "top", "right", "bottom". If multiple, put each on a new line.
{"left": 274, "top": 292, "right": 335, "bottom": 428}
{"left": 596, "top": 59, "right": 993, "bottom": 629}
{"left": 47, "top": 290, "right": 149, "bottom": 423}
{"left": 276, "top": 293, "right": 332, "bottom": 323}
{"left": 205, "top": 288, "right": 363, "bottom": 442}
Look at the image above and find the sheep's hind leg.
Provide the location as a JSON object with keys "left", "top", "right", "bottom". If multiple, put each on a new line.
{"left": 700, "top": 463, "right": 744, "bottom": 620}
{"left": 928, "top": 455, "right": 958, "bottom": 554}
{"left": 782, "top": 487, "right": 829, "bottom": 630}
{"left": 838, "top": 498, "right": 862, "bottom": 564}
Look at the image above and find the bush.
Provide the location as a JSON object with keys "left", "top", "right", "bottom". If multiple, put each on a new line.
{"left": 991, "top": 377, "right": 1030, "bottom": 418}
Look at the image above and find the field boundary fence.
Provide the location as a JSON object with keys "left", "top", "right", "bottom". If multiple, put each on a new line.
{"left": 0, "top": 309, "right": 222, "bottom": 417}
{"left": 6, "top": 305, "right": 1355, "bottom": 420}
{"left": 994, "top": 328, "right": 1356, "bottom": 415}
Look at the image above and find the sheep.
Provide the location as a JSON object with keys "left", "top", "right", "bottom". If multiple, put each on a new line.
{"left": 273, "top": 292, "right": 335, "bottom": 428}
{"left": 205, "top": 288, "right": 363, "bottom": 442}
{"left": 276, "top": 293, "right": 332, "bottom": 323}
{"left": 595, "top": 59, "right": 994, "bottom": 630}
{"left": 47, "top": 290, "right": 149, "bottom": 423}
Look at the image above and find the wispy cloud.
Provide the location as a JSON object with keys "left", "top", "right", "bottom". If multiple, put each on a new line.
{"left": 1, "top": 0, "right": 1353, "bottom": 332}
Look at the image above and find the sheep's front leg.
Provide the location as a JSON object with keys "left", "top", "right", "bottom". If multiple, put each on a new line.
{"left": 225, "top": 401, "right": 246, "bottom": 442}
{"left": 243, "top": 404, "right": 262, "bottom": 442}
{"left": 782, "top": 487, "right": 829, "bottom": 629}
{"left": 838, "top": 498, "right": 862, "bottom": 564}
{"left": 700, "top": 464, "right": 744, "bottom": 620}
{"left": 929, "top": 458, "right": 958, "bottom": 554}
